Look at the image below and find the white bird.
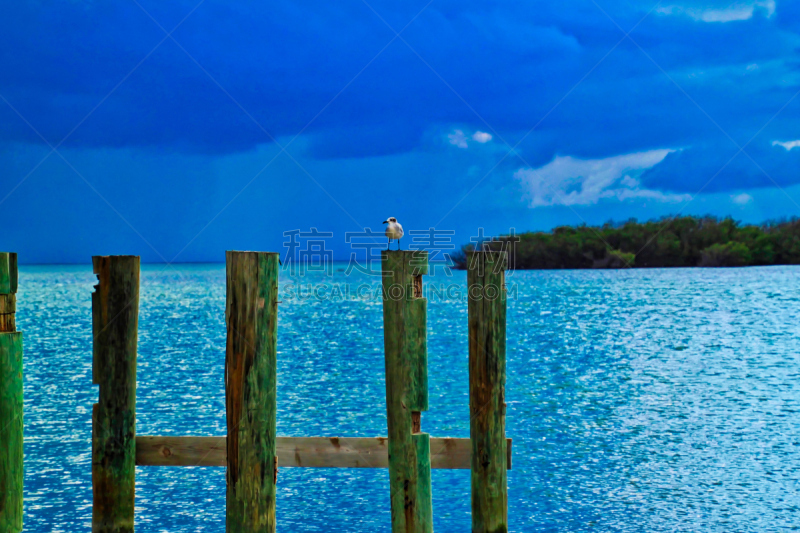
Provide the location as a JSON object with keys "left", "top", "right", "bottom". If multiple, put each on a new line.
{"left": 383, "top": 217, "right": 404, "bottom": 250}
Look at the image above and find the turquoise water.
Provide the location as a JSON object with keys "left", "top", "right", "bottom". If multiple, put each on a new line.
{"left": 15, "top": 264, "right": 800, "bottom": 531}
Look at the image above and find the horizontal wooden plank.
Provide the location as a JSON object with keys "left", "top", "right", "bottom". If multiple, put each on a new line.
{"left": 137, "top": 436, "right": 226, "bottom": 467}
{"left": 136, "top": 436, "right": 512, "bottom": 470}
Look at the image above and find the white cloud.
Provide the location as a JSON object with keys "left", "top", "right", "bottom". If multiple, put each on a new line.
{"left": 448, "top": 129, "right": 493, "bottom": 148}
{"left": 658, "top": 1, "right": 775, "bottom": 23}
{"left": 731, "top": 193, "right": 753, "bottom": 205}
{"left": 472, "top": 131, "right": 492, "bottom": 143}
{"left": 448, "top": 129, "right": 468, "bottom": 149}
{"left": 514, "top": 149, "right": 691, "bottom": 207}
{"left": 772, "top": 139, "right": 800, "bottom": 151}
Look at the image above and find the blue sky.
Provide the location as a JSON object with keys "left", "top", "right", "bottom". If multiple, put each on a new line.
{"left": 2, "top": 0, "right": 800, "bottom": 262}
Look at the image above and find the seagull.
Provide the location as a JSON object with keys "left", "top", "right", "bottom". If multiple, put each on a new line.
{"left": 383, "top": 217, "right": 404, "bottom": 250}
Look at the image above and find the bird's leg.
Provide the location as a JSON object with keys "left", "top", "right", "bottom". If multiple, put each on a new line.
{"left": 387, "top": 237, "right": 391, "bottom": 250}
{"left": 397, "top": 238, "right": 401, "bottom": 251}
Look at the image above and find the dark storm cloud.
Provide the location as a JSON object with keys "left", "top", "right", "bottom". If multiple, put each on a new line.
{"left": 641, "top": 140, "right": 800, "bottom": 193}
{"left": 1, "top": 0, "right": 799, "bottom": 190}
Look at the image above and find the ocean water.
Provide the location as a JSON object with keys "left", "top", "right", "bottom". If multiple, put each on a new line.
{"left": 14, "top": 264, "right": 800, "bottom": 532}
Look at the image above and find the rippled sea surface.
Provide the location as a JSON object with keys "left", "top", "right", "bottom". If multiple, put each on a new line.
{"left": 16, "top": 264, "right": 800, "bottom": 531}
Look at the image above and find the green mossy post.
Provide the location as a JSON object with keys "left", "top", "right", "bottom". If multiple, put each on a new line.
{"left": 467, "top": 251, "right": 508, "bottom": 533}
{"left": 92, "top": 256, "right": 140, "bottom": 533}
{"left": 225, "top": 251, "right": 279, "bottom": 532}
{"left": 0, "top": 252, "right": 22, "bottom": 533}
{"left": 381, "top": 250, "right": 433, "bottom": 533}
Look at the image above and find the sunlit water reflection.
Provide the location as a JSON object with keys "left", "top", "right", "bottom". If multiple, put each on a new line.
{"left": 17, "top": 264, "right": 800, "bottom": 531}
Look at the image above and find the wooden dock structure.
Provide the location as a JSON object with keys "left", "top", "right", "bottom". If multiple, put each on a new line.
{"left": 82, "top": 249, "right": 510, "bottom": 531}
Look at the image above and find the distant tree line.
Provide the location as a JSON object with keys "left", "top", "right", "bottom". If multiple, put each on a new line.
{"left": 451, "top": 216, "right": 800, "bottom": 269}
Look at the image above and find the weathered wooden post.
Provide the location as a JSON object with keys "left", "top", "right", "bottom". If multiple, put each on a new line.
{"left": 225, "top": 251, "right": 279, "bottom": 532}
{"left": 0, "top": 252, "right": 22, "bottom": 532}
{"left": 92, "top": 255, "right": 140, "bottom": 533}
{"left": 381, "top": 250, "right": 433, "bottom": 533}
{"left": 468, "top": 251, "right": 508, "bottom": 533}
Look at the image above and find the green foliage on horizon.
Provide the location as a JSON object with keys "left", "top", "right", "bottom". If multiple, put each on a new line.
{"left": 452, "top": 216, "right": 800, "bottom": 269}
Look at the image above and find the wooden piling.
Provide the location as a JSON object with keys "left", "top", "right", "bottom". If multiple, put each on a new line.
{"left": 92, "top": 255, "right": 140, "bottom": 533}
{"left": 225, "top": 251, "right": 279, "bottom": 533}
{"left": 0, "top": 252, "right": 22, "bottom": 533}
{"left": 381, "top": 250, "right": 433, "bottom": 533}
{"left": 468, "top": 251, "right": 508, "bottom": 533}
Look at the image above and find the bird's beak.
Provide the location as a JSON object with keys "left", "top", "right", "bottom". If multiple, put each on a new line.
{"left": 382, "top": 220, "right": 388, "bottom": 224}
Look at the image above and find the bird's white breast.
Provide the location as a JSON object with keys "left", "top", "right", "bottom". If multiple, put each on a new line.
{"left": 385, "top": 222, "right": 404, "bottom": 239}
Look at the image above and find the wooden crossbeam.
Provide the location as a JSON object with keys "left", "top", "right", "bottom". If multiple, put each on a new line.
{"left": 136, "top": 436, "right": 512, "bottom": 470}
